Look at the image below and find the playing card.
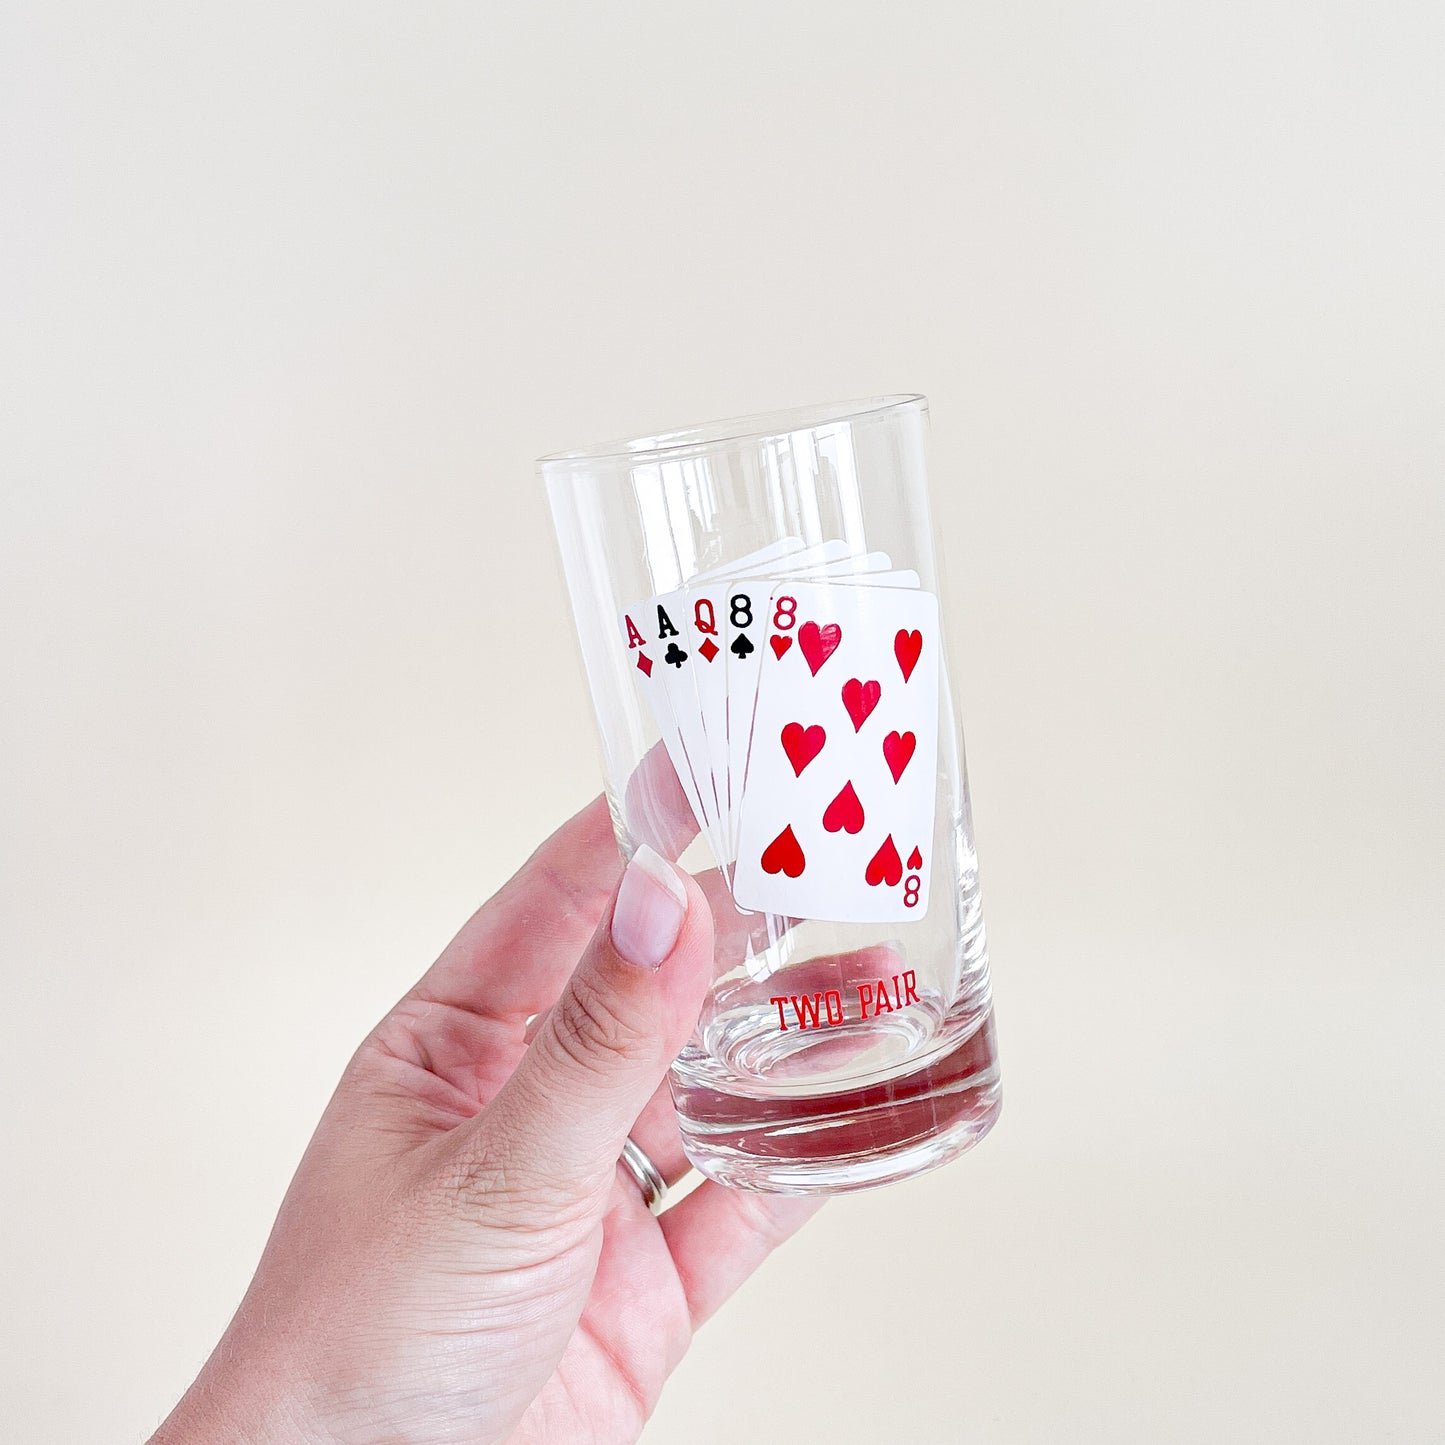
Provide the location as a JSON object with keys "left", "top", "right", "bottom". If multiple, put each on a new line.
{"left": 731, "top": 581, "right": 940, "bottom": 923}
{"left": 675, "top": 577, "right": 745, "bottom": 856}
{"left": 677, "top": 542, "right": 887, "bottom": 865}
{"left": 620, "top": 539, "right": 913, "bottom": 873}
{"left": 692, "top": 538, "right": 806, "bottom": 582}
{"left": 729, "top": 539, "right": 855, "bottom": 576}
{"left": 720, "top": 562, "right": 920, "bottom": 859}
{"left": 618, "top": 593, "right": 728, "bottom": 859}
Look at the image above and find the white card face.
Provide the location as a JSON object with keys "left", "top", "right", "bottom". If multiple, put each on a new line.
{"left": 692, "top": 538, "right": 805, "bottom": 582}
{"left": 620, "top": 538, "right": 928, "bottom": 880}
{"left": 806, "top": 551, "right": 893, "bottom": 579}
{"left": 731, "top": 581, "right": 940, "bottom": 923}
{"left": 719, "top": 563, "right": 918, "bottom": 858}
{"left": 618, "top": 596, "right": 722, "bottom": 856}
{"left": 671, "top": 578, "right": 736, "bottom": 856}
{"left": 679, "top": 544, "right": 896, "bottom": 865}
{"left": 752, "top": 539, "right": 855, "bottom": 574}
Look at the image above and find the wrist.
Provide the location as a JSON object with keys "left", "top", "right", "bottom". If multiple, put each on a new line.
{"left": 150, "top": 1342, "right": 330, "bottom": 1445}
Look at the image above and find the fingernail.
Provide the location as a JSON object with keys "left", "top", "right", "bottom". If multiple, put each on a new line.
{"left": 611, "top": 845, "right": 688, "bottom": 970}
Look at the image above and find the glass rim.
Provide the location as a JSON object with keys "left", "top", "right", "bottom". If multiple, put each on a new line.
{"left": 537, "top": 393, "right": 928, "bottom": 471}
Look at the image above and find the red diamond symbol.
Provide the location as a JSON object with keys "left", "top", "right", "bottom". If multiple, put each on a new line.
{"left": 636, "top": 652, "right": 653, "bottom": 677}
{"left": 699, "top": 638, "right": 719, "bottom": 663}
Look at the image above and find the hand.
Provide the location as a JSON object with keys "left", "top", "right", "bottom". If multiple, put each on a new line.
{"left": 150, "top": 791, "right": 820, "bottom": 1445}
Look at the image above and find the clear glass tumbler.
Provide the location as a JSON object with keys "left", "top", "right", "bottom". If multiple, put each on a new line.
{"left": 540, "top": 396, "right": 999, "bottom": 1193}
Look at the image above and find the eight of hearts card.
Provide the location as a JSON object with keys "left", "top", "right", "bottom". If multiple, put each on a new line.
{"left": 730, "top": 582, "right": 940, "bottom": 923}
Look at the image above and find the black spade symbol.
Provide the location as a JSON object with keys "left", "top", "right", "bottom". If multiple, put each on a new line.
{"left": 729, "top": 633, "right": 755, "bottom": 659}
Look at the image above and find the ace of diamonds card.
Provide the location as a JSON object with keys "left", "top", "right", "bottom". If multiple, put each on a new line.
{"left": 732, "top": 581, "right": 941, "bottom": 923}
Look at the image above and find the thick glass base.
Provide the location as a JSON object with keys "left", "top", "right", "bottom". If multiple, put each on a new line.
{"left": 671, "top": 1007, "right": 1001, "bottom": 1194}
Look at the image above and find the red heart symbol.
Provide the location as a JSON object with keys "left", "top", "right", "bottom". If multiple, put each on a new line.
{"left": 780, "top": 722, "right": 826, "bottom": 777}
{"left": 760, "top": 824, "right": 806, "bottom": 878}
{"left": 822, "top": 780, "right": 865, "bottom": 835}
{"left": 895, "top": 628, "right": 924, "bottom": 682}
{"left": 798, "top": 621, "right": 842, "bottom": 675}
{"left": 770, "top": 634, "right": 793, "bottom": 660}
{"left": 864, "top": 833, "right": 903, "bottom": 887}
{"left": 883, "top": 729, "right": 916, "bottom": 782}
{"left": 906, "top": 845, "right": 923, "bottom": 871}
{"left": 841, "top": 678, "right": 882, "bottom": 731}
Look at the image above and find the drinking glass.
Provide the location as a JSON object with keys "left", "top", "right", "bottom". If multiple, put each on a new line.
{"left": 540, "top": 396, "right": 999, "bottom": 1193}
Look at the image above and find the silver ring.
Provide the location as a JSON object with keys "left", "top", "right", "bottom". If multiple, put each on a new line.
{"left": 619, "top": 1137, "right": 667, "bottom": 1212}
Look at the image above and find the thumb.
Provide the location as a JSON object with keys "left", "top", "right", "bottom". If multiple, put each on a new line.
{"left": 452, "top": 845, "right": 713, "bottom": 1211}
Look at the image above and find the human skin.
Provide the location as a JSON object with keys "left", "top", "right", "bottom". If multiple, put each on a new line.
{"left": 149, "top": 794, "right": 820, "bottom": 1445}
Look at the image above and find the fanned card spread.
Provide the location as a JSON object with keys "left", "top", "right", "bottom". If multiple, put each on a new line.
{"left": 620, "top": 542, "right": 939, "bottom": 923}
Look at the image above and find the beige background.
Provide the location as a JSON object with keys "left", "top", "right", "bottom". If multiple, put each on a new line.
{"left": 3, "top": 3, "right": 1443, "bottom": 1442}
